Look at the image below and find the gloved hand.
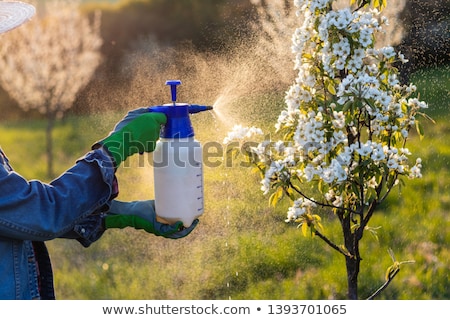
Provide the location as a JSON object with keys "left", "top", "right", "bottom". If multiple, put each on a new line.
{"left": 95, "top": 108, "right": 166, "bottom": 167}
{"left": 104, "top": 200, "right": 199, "bottom": 239}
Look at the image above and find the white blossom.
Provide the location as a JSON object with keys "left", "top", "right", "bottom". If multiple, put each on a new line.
{"left": 223, "top": 124, "right": 263, "bottom": 144}
{"left": 367, "top": 176, "right": 379, "bottom": 189}
{"left": 226, "top": 0, "right": 427, "bottom": 225}
{"left": 356, "top": 141, "right": 373, "bottom": 157}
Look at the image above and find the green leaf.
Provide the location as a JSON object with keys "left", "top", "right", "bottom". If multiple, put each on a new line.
{"left": 269, "top": 187, "right": 283, "bottom": 207}
{"left": 418, "top": 111, "right": 436, "bottom": 124}
{"left": 365, "top": 98, "right": 377, "bottom": 110}
{"left": 285, "top": 186, "right": 296, "bottom": 201}
{"left": 301, "top": 222, "right": 308, "bottom": 237}
{"left": 343, "top": 100, "right": 353, "bottom": 112}
{"left": 339, "top": 244, "right": 351, "bottom": 256}
{"left": 385, "top": 264, "right": 398, "bottom": 281}
{"left": 388, "top": 247, "right": 396, "bottom": 262}
{"left": 268, "top": 190, "right": 276, "bottom": 207}
{"left": 313, "top": 218, "right": 324, "bottom": 233}
{"left": 415, "top": 120, "right": 424, "bottom": 139}
{"left": 318, "top": 179, "right": 324, "bottom": 193}
{"left": 351, "top": 182, "right": 360, "bottom": 199}
{"left": 327, "top": 82, "right": 336, "bottom": 95}
{"left": 302, "top": 53, "right": 313, "bottom": 60}
{"left": 374, "top": 0, "right": 387, "bottom": 11}
{"left": 365, "top": 187, "right": 378, "bottom": 202}
{"left": 373, "top": 0, "right": 380, "bottom": 8}
{"left": 365, "top": 225, "right": 381, "bottom": 241}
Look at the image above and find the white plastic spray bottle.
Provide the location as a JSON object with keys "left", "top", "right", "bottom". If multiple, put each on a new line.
{"left": 148, "top": 80, "right": 212, "bottom": 227}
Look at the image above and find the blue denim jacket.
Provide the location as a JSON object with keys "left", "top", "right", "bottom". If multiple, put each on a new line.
{"left": 0, "top": 147, "right": 117, "bottom": 299}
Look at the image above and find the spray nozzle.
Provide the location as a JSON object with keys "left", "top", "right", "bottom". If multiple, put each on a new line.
{"left": 189, "top": 104, "right": 213, "bottom": 114}
{"left": 147, "top": 80, "right": 213, "bottom": 138}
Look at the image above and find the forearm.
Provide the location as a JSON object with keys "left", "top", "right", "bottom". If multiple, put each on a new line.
{"left": 0, "top": 148, "right": 117, "bottom": 242}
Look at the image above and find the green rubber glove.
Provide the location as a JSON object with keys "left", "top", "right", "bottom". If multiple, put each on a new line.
{"left": 96, "top": 108, "right": 166, "bottom": 167}
{"left": 104, "top": 200, "right": 199, "bottom": 239}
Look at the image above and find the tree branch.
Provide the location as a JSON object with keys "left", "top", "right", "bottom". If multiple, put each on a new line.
{"left": 366, "top": 268, "right": 400, "bottom": 300}
{"left": 353, "top": 0, "right": 370, "bottom": 13}
{"left": 314, "top": 230, "right": 353, "bottom": 258}
{"left": 289, "top": 182, "right": 359, "bottom": 215}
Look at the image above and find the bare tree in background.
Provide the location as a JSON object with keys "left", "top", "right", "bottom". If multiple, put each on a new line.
{"left": 0, "top": 0, "right": 102, "bottom": 178}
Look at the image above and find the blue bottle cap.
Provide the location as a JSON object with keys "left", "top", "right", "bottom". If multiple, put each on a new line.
{"left": 150, "top": 103, "right": 194, "bottom": 138}
{"left": 148, "top": 81, "right": 212, "bottom": 138}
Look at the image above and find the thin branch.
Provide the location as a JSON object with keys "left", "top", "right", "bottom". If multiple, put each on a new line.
{"left": 289, "top": 182, "right": 359, "bottom": 215}
{"left": 366, "top": 268, "right": 399, "bottom": 300}
{"left": 353, "top": 0, "right": 370, "bottom": 13}
{"left": 314, "top": 230, "right": 353, "bottom": 258}
{"left": 378, "top": 173, "right": 399, "bottom": 203}
{"left": 366, "top": 250, "right": 415, "bottom": 300}
{"left": 358, "top": 176, "right": 385, "bottom": 239}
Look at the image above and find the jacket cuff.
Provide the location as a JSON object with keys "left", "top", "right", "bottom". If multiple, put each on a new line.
{"left": 73, "top": 213, "right": 107, "bottom": 248}
{"left": 72, "top": 148, "right": 119, "bottom": 247}
{"left": 79, "top": 148, "right": 119, "bottom": 198}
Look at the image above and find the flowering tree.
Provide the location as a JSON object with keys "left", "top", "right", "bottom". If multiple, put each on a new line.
{"left": 0, "top": 0, "right": 102, "bottom": 177}
{"left": 248, "top": 0, "right": 406, "bottom": 87}
{"left": 225, "top": 0, "right": 431, "bottom": 299}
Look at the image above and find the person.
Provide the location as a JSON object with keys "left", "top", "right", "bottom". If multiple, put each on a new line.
{"left": 0, "top": 1, "right": 198, "bottom": 300}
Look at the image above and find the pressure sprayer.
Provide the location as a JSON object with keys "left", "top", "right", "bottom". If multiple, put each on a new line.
{"left": 148, "top": 80, "right": 212, "bottom": 227}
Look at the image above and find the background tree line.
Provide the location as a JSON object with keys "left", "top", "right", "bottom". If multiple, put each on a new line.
{"left": 0, "top": 0, "right": 448, "bottom": 119}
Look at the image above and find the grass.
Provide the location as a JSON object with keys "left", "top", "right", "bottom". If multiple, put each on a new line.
{"left": 0, "top": 65, "right": 448, "bottom": 299}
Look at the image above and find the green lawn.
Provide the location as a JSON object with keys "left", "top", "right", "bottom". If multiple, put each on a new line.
{"left": 0, "top": 65, "right": 448, "bottom": 299}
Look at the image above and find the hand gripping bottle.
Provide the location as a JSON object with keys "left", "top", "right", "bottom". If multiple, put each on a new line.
{"left": 148, "top": 80, "right": 212, "bottom": 227}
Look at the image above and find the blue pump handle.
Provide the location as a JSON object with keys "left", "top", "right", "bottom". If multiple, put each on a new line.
{"left": 166, "top": 80, "right": 182, "bottom": 103}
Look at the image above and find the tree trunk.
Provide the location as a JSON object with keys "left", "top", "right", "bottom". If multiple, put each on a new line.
{"left": 342, "top": 215, "right": 361, "bottom": 299}
{"left": 345, "top": 254, "right": 360, "bottom": 299}
{"left": 46, "top": 114, "right": 55, "bottom": 179}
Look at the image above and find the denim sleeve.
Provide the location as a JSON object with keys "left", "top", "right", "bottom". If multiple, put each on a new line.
{"left": 0, "top": 148, "right": 117, "bottom": 245}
